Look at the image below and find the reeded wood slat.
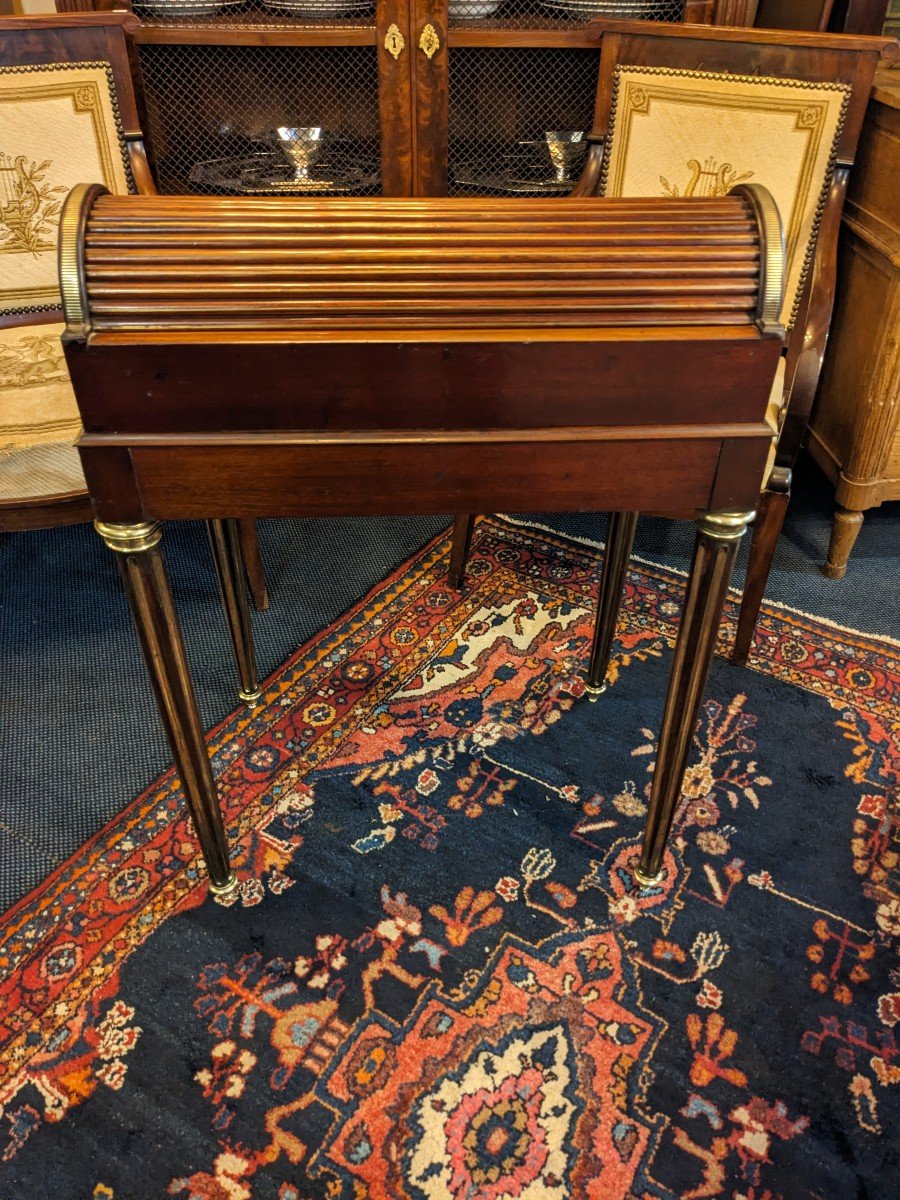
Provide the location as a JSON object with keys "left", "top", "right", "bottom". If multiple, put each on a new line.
{"left": 72, "top": 193, "right": 765, "bottom": 336}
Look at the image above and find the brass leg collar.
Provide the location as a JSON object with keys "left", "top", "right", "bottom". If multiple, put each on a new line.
{"left": 209, "top": 873, "right": 240, "bottom": 900}
{"left": 239, "top": 687, "right": 263, "bottom": 706}
{"left": 633, "top": 862, "right": 664, "bottom": 888}
{"left": 95, "top": 520, "right": 162, "bottom": 554}
{"left": 583, "top": 680, "right": 607, "bottom": 703}
{"left": 695, "top": 510, "right": 755, "bottom": 542}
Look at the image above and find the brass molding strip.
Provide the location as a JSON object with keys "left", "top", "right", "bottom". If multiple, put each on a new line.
{"left": 79, "top": 422, "right": 775, "bottom": 449}
{"left": 58, "top": 182, "right": 109, "bottom": 340}
{"left": 731, "top": 182, "right": 786, "bottom": 340}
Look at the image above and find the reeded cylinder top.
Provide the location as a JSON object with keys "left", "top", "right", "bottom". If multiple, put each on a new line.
{"left": 60, "top": 190, "right": 783, "bottom": 337}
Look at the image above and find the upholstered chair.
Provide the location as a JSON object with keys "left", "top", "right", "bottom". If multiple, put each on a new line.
{"left": 1, "top": 12, "right": 268, "bottom": 700}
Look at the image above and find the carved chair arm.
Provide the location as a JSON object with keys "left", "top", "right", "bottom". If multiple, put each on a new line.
{"left": 570, "top": 139, "right": 605, "bottom": 197}
{"left": 775, "top": 165, "right": 850, "bottom": 469}
{"left": 127, "top": 136, "right": 158, "bottom": 196}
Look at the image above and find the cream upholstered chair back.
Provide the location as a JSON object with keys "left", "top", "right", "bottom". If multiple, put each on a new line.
{"left": 585, "top": 23, "right": 900, "bottom": 333}
{"left": 579, "top": 20, "right": 896, "bottom": 461}
{"left": 599, "top": 65, "right": 850, "bottom": 333}
{"left": 1, "top": 13, "right": 144, "bottom": 520}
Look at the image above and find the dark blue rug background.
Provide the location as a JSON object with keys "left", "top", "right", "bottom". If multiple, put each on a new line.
{"left": 1, "top": 451, "right": 897, "bottom": 908}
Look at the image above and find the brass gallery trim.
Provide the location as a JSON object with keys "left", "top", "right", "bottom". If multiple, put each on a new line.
{"left": 730, "top": 183, "right": 786, "bottom": 338}
{"left": 59, "top": 182, "right": 111, "bottom": 336}
{"left": 78, "top": 423, "right": 774, "bottom": 448}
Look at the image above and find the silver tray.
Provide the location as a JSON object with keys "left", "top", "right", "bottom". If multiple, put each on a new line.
{"left": 134, "top": 0, "right": 244, "bottom": 16}
{"left": 260, "top": 0, "right": 373, "bottom": 12}
{"left": 452, "top": 163, "right": 576, "bottom": 194}
{"left": 189, "top": 151, "right": 378, "bottom": 194}
{"left": 541, "top": 0, "right": 661, "bottom": 12}
{"left": 453, "top": 141, "right": 587, "bottom": 194}
{"left": 448, "top": 0, "right": 508, "bottom": 15}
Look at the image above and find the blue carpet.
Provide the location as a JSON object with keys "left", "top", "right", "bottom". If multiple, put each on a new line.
{"left": 0, "top": 450, "right": 897, "bottom": 910}
{"left": 1, "top": 515, "right": 897, "bottom": 1198}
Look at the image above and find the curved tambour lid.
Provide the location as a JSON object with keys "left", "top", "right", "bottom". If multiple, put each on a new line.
{"left": 60, "top": 190, "right": 785, "bottom": 338}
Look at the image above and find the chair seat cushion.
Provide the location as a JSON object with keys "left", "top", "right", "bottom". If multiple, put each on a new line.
{"left": 0, "top": 441, "right": 85, "bottom": 502}
{"left": 0, "top": 321, "right": 81, "bottom": 449}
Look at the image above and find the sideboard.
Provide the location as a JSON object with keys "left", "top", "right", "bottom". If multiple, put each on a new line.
{"left": 809, "top": 65, "right": 899, "bottom": 577}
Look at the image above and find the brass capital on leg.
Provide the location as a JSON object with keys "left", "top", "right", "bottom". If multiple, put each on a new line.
{"left": 95, "top": 518, "right": 237, "bottom": 895}
{"left": 634, "top": 508, "right": 754, "bottom": 887}
{"left": 94, "top": 519, "right": 162, "bottom": 554}
{"left": 695, "top": 510, "right": 756, "bottom": 542}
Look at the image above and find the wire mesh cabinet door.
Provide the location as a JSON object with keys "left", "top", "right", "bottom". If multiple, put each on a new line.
{"left": 419, "top": 0, "right": 694, "bottom": 197}
{"left": 128, "top": 0, "right": 415, "bottom": 197}
{"left": 55, "top": 0, "right": 729, "bottom": 200}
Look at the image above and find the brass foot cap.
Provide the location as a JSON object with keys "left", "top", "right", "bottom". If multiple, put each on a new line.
{"left": 583, "top": 681, "right": 607, "bottom": 703}
{"left": 633, "top": 864, "right": 664, "bottom": 889}
{"left": 239, "top": 687, "right": 263, "bottom": 705}
{"left": 209, "top": 873, "right": 240, "bottom": 900}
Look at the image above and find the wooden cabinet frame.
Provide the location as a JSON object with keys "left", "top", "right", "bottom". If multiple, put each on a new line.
{"left": 55, "top": 0, "right": 721, "bottom": 197}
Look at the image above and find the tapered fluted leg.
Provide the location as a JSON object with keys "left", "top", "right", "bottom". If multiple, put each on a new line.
{"left": 96, "top": 520, "right": 237, "bottom": 896}
{"left": 207, "top": 519, "right": 261, "bottom": 705}
{"left": 585, "top": 511, "right": 638, "bottom": 699}
{"left": 447, "top": 513, "right": 476, "bottom": 590}
{"left": 635, "top": 510, "right": 754, "bottom": 886}
{"left": 732, "top": 468, "right": 790, "bottom": 666}
{"left": 237, "top": 519, "right": 269, "bottom": 611}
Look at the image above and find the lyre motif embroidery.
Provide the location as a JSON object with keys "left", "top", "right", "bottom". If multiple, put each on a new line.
{"left": 660, "top": 156, "right": 754, "bottom": 199}
{"left": 0, "top": 154, "right": 67, "bottom": 256}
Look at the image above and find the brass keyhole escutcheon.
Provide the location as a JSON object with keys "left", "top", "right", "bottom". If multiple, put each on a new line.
{"left": 384, "top": 23, "right": 405, "bottom": 60}
{"left": 418, "top": 23, "right": 440, "bottom": 60}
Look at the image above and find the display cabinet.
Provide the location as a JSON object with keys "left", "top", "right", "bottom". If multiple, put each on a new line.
{"left": 56, "top": 0, "right": 726, "bottom": 199}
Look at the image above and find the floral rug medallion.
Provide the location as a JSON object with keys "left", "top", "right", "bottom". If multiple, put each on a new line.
{"left": 0, "top": 516, "right": 897, "bottom": 1199}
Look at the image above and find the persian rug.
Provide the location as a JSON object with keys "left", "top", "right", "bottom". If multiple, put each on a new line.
{"left": 1, "top": 515, "right": 897, "bottom": 1200}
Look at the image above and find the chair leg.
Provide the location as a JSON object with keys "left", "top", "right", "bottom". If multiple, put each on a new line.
{"left": 207, "top": 519, "right": 262, "bottom": 706}
{"left": 635, "top": 510, "right": 753, "bottom": 887}
{"left": 447, "top": 513, "right": 476, "bottom": 590}
{"left": 732, "top": 467, "right": 790, "bottom": 667}
{"left": 823, "top": 506, "right": 864, "bottom": 580}
{"left": 585, "top": 511, "right": 638, "bottom": 699}
{"left": 237, "top": 518, "right": 269, "bottom": 611}
{"left": 95, "top": 520, "right": 237, "bottom": 897}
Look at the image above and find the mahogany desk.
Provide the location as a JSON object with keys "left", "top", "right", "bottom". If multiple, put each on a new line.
{"left": 59, "top": 187, "right": 785, "bottom": 900}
